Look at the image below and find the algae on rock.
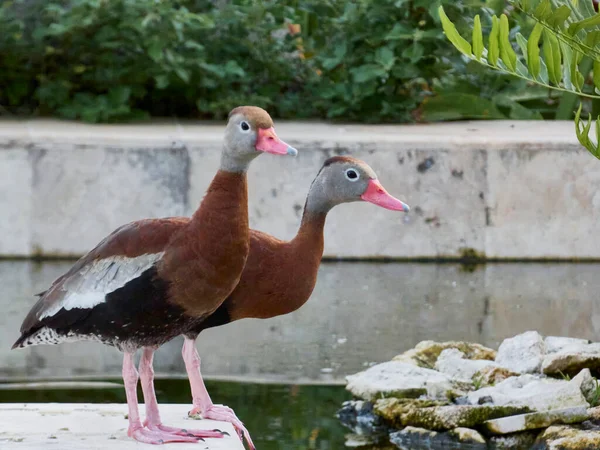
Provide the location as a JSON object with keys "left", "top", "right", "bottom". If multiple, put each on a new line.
{"left": 393, "top": 340, "right": 496, "bottom": 369}
{"left": 396, "top": 404, "right": 529, "bottom": 431}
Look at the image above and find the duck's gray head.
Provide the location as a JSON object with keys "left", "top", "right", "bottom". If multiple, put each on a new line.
{"left": 305, "top": 156, "right": 410, "bottom": 213}
{"left": 221, "top": 106, "right": 297, "bottom": 172}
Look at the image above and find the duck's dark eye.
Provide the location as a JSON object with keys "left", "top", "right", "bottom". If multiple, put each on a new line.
{"left": 240, "top": 121, "right": 250, "bottom": 131}
{"left": 345, "top": 168, "right": 359, "bottom": 181}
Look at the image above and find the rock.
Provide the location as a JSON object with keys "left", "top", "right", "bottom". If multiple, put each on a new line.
{"left": 533, "top": 424, "right": 600, "bottom": 449}
{"left": 484, "top": 406, "right": 589, "bottom": 434}
{"left": 545, "top": 337, "right": 590, "bottom": 354}
{"left": 395, "top": 404, "right": 529, "bottom": 431}
{"left": 346, "top": 361, "right": 465, "bottom": 402}
{"left": 496, "top": 331, "right": 545, "bottom": 374}
{"left": 435, "top": 349, "right": 501, "bottom": 382}
{"left": 474, "top": 366, "right": 519, "bottom": 388}
{"left": 571, "top": 369, "right": 599, "bottom": 405}
{"left": 450, "top": 427, "right": 488, "bottom": 444}
{"left": 374, "top": 398, "right": 448, "bottom": 428}
{"left": 588, "top": 406, "right": 600, "bottom": 421}
{"left": 337, "top": 400, "right": 389, "bottom": 437}
{"left": 389, "top": 426, "right": 487, "bottom": 450}
{"left": 466, "top": 375, "right": 589, "bottom": 411}
{"left": 392, "top": 341, "right": 496, "bottom": 369}
{"left": 542, "top": 343, "right": 600, "bottom": 377}
{"left": 344, "top": 433, "right": 396, "bottom": 449}
{"left": 488, "top": 432, "right": 538, "bottom": 450}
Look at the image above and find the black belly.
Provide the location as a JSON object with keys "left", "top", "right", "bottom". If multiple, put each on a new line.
{"left": 25, "top": 266, "right": 203, "bottom": 349}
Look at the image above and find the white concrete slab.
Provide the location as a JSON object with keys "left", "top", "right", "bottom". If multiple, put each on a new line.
{"left": 0, "top": 403, "right": 243, "bottom": 449}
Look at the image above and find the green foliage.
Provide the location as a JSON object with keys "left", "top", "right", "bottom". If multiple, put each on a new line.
{"left": 0, "top": 0, "right": 307, "bottom": 121}
{"left": 0, "top": 0, "right": 556, "bottom": 123}
{"left": 439, "top": 0, "right": 600, "bottom": 159}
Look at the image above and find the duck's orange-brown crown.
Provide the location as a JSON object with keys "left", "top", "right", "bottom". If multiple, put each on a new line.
{"left": 228, "top": 106, "right": 274, "bottom": 129}
{"left": 322, "top": 155, "right": 361, "bottom": 167}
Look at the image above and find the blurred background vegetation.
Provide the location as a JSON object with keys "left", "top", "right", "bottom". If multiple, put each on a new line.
{"left": 0, "top": 0, "right": 575, "bottom": 123}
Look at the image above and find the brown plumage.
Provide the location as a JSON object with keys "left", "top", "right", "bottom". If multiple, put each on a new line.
{"left": 187, "top": 156, "right": 409, "bottom": 329}
{"left": 179, "top": 157, "right": 409, "bottom": 445}
{"left": 12, "top": 106, "right": 296, "bottom": 448}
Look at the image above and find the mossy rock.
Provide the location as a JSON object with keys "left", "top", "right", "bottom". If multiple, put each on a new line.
{"left": 398, "top": 404, "right": 531, "bottom": 431}
{"left": 532, "top": 424, "right": 600, "bottom": 450}
{"left": 393, "top": 341, "right": 496, "bottom": 369}
{"left": 374, "top": 398, "right": 449, "bottom": 428}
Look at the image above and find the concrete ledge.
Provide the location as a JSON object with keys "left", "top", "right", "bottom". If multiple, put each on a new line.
{"left": 0, "top": 119, "right": 597, "bottom": 259}
{"left": 0, "top": 403, "right": 242, "bottom": 449}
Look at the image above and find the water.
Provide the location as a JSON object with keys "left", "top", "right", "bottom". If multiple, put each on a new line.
{"left": 2, "top": 260, "right": 600, "bottom": 448}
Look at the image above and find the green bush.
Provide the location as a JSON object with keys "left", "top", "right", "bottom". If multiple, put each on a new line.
{"left": 0, "top": 0, "right": 555, "bottom": 122}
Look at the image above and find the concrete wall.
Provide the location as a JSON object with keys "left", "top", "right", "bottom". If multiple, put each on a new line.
{"left": 0, "top": 119, "right": 598, "bottom": 259}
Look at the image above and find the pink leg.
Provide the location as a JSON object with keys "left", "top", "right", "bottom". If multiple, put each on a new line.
{"left": 122, "top": 352, "right": 199, "bottom": 444}
{"left": 138, "top": 347, "right": 223, "bottom": 440}
{"left": 182, "top": 337, "right": 255, "bottom": 450}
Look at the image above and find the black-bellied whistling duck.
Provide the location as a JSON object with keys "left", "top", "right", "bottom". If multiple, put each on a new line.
{"left": 12, "top": 106, "right": 297, "bottom": 446}
{"left": 172, "top": 156, "right": 408, "bottom": 448}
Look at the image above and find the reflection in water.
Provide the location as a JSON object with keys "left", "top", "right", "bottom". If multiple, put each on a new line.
{"left": 0, "top": 380, "right": 349, "bottom": 450}
{"left": 2, "top": 261, "right": 600, "bottom": 382}
{"left": 2, "top": 260, "right": 600, "bottom": 449}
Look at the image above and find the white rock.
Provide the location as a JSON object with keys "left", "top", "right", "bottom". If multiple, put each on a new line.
{"left": 545, "top": 336, "right": 590, "bottom": 354}
{"left": 466, "top": 375, "right": 589, "bottom": 411}
{"left": 484, "top": 406, "right": 589, "bottom": 434}
{"left": 450, "top": 427, "right": 487, "bottom": 444}
{"left": 542, "top": 342, "right": 600, "bottom": 375}
{"left": 435, "top": 349, "right": 500, "bottom": 381}
{"left": 571, "top": 369, "right": 598, "bottom": 404}
{"left": 495, "top": 331, "right": 545, "bottom": 374}
{"left": 345, "top": 361, "right": 457, "bottom": 402}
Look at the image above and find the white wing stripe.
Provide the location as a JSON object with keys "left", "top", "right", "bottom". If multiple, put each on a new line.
{"left": 38, "top": 252, "right": 164, "bottom": 320}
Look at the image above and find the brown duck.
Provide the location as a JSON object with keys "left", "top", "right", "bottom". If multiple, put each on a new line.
{"left": 12, "top": 106, "right": 297, "bottom": 446}
{"left": 178, "top": 156, "right": 409, "bottom": 448}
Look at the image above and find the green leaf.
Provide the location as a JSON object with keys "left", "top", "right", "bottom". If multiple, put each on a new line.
{"left": 174, "top": 67, "right": 190, "bottom": 83}
{"left": 350, "top": 64, "right": 387, "bottom": 83}
{"left": 108, "top": 86, "right": 131, "bottom": 106}
{"left": 147, "top": 41, "right": 163, "bottom": 62}
{"left": 401, "top": 42, "right": 424, "bottom": 63}
{"left": 438, "top": 6, "right": 472, "bottom": 56}
{"left": 385, "top": 23, "right": 414, "bottom": 40}
{"left": 422, "top": 93, "right": 506, "bottom": 121}
{"left": 527, "top": 23, "right": 544, "bottom": 78}
{"left": 154, "top": 75, "right": 169, "bottom": 89}
{"left": 534, "top": 0, "right": 553, "bottom": 22}
{"left": 375, "top": 46, "right": 396, "bottom": 70}
{"left": 489, "top": 15, "right": 500, "bottom": 66}
{"left": 575, "top": 103, "right": 600, "bottom": 158}
{"left": 499, "top": 14, "right": 517, "bottom": 72}
{"left": 473, "top": 15, "right": 484, "bottom": 60}
{"left": 549, "top": 5, "right": 572, "bottom": 28}
{"left": 593, "top": 60, "right": 600, "bottom": 91}
{"left": 569, "top": 12, "right": 600, "bottom": 36}
{"left": 543, "top": 29, "right": 562, "bottom": 85}
{"left": 570, "top": 48, "right": 584, "bottom": 91}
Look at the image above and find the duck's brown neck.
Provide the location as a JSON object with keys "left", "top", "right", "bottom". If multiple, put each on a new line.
{"left": 292, "top": 209, "right": 326, "bottom": 257}
{"left": 190, "top": 170, "right": 248, "bottom": 227}
{"left": 164, "top": 170, "right": 250, "bottom": 316}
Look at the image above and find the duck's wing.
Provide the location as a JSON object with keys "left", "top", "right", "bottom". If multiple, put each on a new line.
{"left": 13, "top": 217, "right": 189, "bottom": 348}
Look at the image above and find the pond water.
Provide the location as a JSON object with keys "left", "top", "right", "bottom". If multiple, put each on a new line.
{"left": 2, "top": 260, "right": 600, "bottom": 448}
